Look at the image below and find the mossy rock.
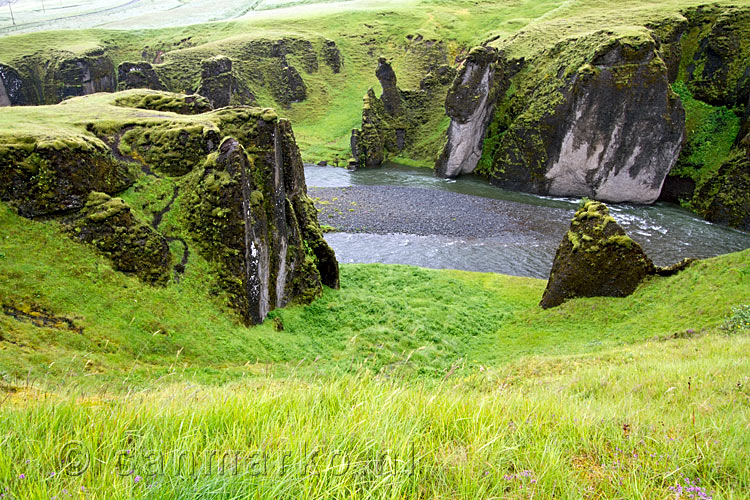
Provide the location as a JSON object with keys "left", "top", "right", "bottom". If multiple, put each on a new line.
{"left": 0, "top": 137, "right": 134, "bottom": 217}
{"left": 68, "top": 192, "right": 172, "bottom": 285}
{"left": 114, "top": 91, "right": 212, "bottom": 115}
{"left": 694, "top": 148, "right": 750, "bottom": 230}
{"left": 540, "top": 201, "right": 656, "bottom": 309}
{"left": 117, "top": 61, "right": 167, "bottom": 92}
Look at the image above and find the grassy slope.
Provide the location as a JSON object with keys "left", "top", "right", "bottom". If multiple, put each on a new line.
{"left": 0, "top": 197, "right": 749, "bottom": 497}
{"left": 1, "top": 198, "right": 748, "bottom": 385}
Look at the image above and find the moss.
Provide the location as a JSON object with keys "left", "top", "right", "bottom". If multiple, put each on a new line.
{"left": 606, "top": 235, "right": 635, "bottom": 249}
{"left": 69, "top": 192, "right": 172, "bottom": 284}
{"left": 114, "top": 91, "right": 212, "bottom": 115}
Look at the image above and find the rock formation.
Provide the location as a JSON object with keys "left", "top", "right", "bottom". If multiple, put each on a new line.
{"left": 0, "top": 136, "right": 134, "bottom": 218}
{"left": 0, "top": 64, "right": 29, "bottom": 106}
{"left": 117, "top": 61, "right": 167, "bottom": 91}
{"left": 435, "top": 47, "right": 503, "bottom": 178}
{"left": 465, "top": 33, "right": 685, "bottom": 204}
{"left": 351, "top": 57, "right": 455, "bottom": 168}
{"left": 196, "top": 56, "right": 255, "bottom": 109}
{"left": 184, "top": 115, "right": 339, "bottom": 325}
{"left": 322, "top": 40, "right": 342, "bottom": 73}
{"left": 540, "top": 201, "right": 690, "bottom": 309}
{"left": 54, "top": 49, "right": 116, "bottom": 101}
{"left": 0, "top": 90, "right": 339, "bottom": 324}
{"left": 69, "top": 192, "right": 172, "bottom": 284}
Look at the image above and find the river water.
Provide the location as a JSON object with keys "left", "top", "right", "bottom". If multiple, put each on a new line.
{"left": 305, "top": 164, "right": 750, "bottom": 279}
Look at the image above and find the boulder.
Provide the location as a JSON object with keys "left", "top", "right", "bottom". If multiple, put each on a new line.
{"left": 69, "top": 192, "right": 172, "bottom": 284}
{"left": 117, "top": 61, "right": 167, "bottom": 91}
{"left": 476, "top": 33, "right": 685, "bottom": 204}
{"left": 435, "top": 47, "right": 502, "bottom": 178}
{"left": 540, "top": 201, "right": 656, "bottom": 309}
{"left": 113, "top": 91, "right": 212, "bottom": 115}
{"left": 196, "top": 55, "right": 255, "bottom": 109}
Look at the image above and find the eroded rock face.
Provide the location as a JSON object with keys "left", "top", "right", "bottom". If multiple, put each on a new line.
{"left": 69, "top": 192, "right": 172, "bottom": 284}
{"left": 0, "top": 64, "right": 29, "bottom": 106}
{"left": 185, "top": 122, "right": 338, "bottom": 324}
{"left": 322, "top": 40, "right": 342, "bottom": 73}
{"left": 1, "top": 91, "right": 339, "bottom": 323}
{"left": 435, "top": 47, "right": 501, "bottom": 178}
{"left": 351, "top": 57, "right": 455, "bottom": 168}
{"left": 540, "top": 201, "right": 656, "bottom": 309}
{"left": 477, "top": 33, "right": 685, "bottom": 204}
{"left": 0, "top": 138, "right": 134, "bottom": 217}
{"left": 695, "top": 147, "right": 750, "bottom": 231}
{"left": 117, "top": 61, "right": 167, "bottom": 91}
{"left": 54, "top": 49, "right": 116, "bottom": 100}
{"left": 682, "top": 6, "right": 750, "bottom": 107}
{"left": 196, "top": 55, "right": 255, "bottom": 108}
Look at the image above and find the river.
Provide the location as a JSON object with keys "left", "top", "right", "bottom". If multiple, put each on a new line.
{"left": 305, "top": 164, "right": 750, "bottom": 279}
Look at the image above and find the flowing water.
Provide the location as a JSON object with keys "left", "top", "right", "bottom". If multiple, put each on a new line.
{"left": 305, "top": 164, "right": 750, "bottom": 279}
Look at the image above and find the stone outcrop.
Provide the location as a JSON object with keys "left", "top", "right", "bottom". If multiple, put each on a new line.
{"left": 69, "top": 192, "right": 172, "bottom": 284}
{"left": 541, "top": 202, "right": 654, "bottom": 309}
{"left": 694, "top": 147, "right": 750, "bottom": 231}
{"left": 196, "top": 55, "right": 255, "bottom": 109}
{"left": 351, "top": 57, "right": 455, "bottom": 168}
{"left": 435, "top": 47, "right": 503, "bottom": 178}
{"left": 681, "top": 6, "right": 750, "bottom": 107}
{"left": 185, "top": 120, "right": 339, "bottom": 324}
{"left": 113, "top": 91, "right": 212, "bottom": 115}
{"left": 0, "top": 64, "right": 29, "bottom": 106}
{"left": 473, "top": 32, "right": 685, "bottom": 204}
{"left": 322, "top": 40, "right": 342, "bottom": 73}
{"left": 0, "top": 137, "right": 134, "bottom": 218}
{"left": 54, "top": 49, "right": 116, "bottom": 100}
{"left": 117, "top": 61, "right": 167, "bottom": 91}
{"left": 0, "top": 90, "right": 339, "bottom": 324}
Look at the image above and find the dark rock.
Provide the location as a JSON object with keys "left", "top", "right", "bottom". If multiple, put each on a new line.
{"left": 117, "top": 61, "right": 166, "bottom": 91}
{"left": 196, "top": 56, "right": 255, "bottom": 109}
{"left": 694, "top": 149, "right": 750, "bottom": 231}
{"left": 658, "top": 175, "right": 697, "bottom": 204}
{"left": 540, "top": 201, "right": 656, "bottom": 309}
{"left": 351, "top": 57, "right": 453, "bottom": 168}
{"left": 740, "top": 94, "right": 750, "bottom": 145}
{"left": 682, "top": 6, "right": 750, "bottom": 107}
{"left": 54, "top": 49, "right": 116, "bottom": 100}
{"left": 435, "top": 47, "right": 501, "bottom": 178}
{"left": 0, "top": 138, "right": 134, "bottom": 217}
{"left": 317, "top": 160, "right": 328, "bottom": 166}
{"left": 322, "top": 40, "right": 342, "bottom": 73}
{"left": 69, "top": 192, "right": 172, "bottom": 284}
{"left": 375, "top": 57, "right": 402, "bottom": 117}
{"left": 479, "top": 33, "right": 685, "bottom": 204}
{"left": 0, "top": 63, "right": 30, "bottom": 106}
{"left": 184, "top": 116, "right": 338, "bottom": 325}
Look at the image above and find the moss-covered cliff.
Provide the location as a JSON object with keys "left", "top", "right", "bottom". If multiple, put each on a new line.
{"left": 0, "top": 90, "right": 339, "bottom": 324}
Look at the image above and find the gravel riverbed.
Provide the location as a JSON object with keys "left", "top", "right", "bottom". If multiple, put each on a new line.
{"left": 309, "top": 185, "right": 573, "bottom": 240}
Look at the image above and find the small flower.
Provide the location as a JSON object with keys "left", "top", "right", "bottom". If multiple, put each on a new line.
{"left": 18, "top": 474, "right": 25, "bottom": 480}
{"left": 134, "top": 475, "right": 142, "bottom": 484}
